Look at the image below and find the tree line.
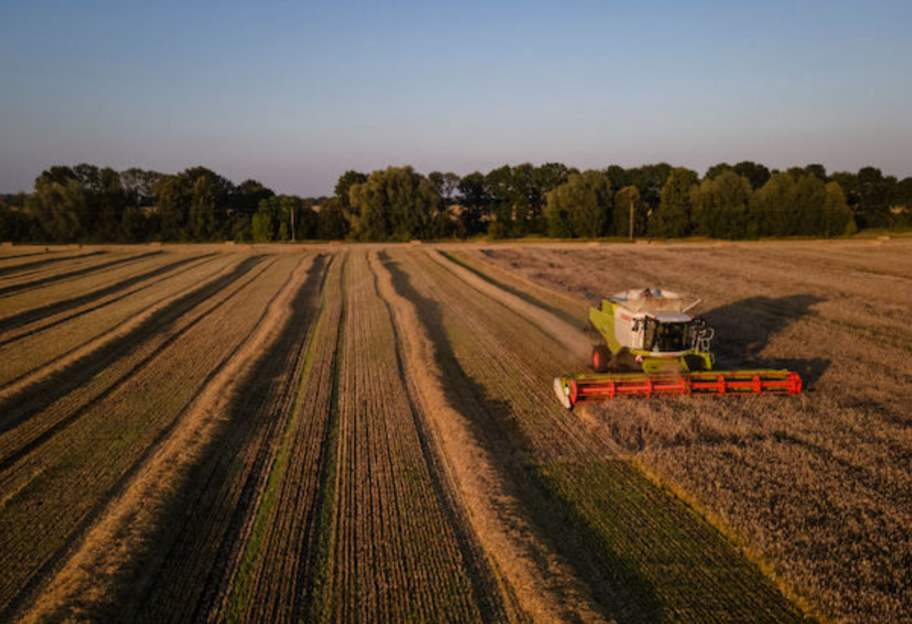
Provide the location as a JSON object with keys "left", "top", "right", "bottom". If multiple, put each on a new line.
{"left": 1, "top": 161, "right": 909, "bottom": 243}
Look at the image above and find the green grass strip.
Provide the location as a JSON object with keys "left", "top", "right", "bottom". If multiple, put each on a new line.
{"left": 224, "top": 268, "right": 334, "bottom": 622}
{"left": 535, "top": 459, "right": 814, "bottom": 624}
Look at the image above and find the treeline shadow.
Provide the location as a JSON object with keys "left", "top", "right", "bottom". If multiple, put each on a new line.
{"left": 702, "top": 294, "right": 829, "bottom": 388}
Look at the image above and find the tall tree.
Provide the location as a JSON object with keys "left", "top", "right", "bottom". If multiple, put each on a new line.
{"left": 348, "top": 166, "right": 439, "bottom": 241}
{"left": 751, "top": 172, "right": 796, "bottom": 237}
{"left": 649, "top": 167, "right": 698, "bottom": 237}
{"left": 613, "top": 185, "right": 645, "bottom": 238}
{"left": 823, "top": 181, "right": 856, "bottom": 236}
{"left": 316, "top": 197, "right": 350, "bottom": 240}
{"left": 456, "top": 172, "right": 491, "bottom": 236}
{"left": 188, "top": 176, "right": 216, "bottom": 241}
{"left": 545, "top": 170, "right": 612, "bottom": 238}
{"left": 334, "top": 170, "right": 368, "bottom": 205}
{"left": 691, "top": 171, "right": 754, "bottom": 239}
{"left": 732, "top": 161, "right": 771, "bottom": 190}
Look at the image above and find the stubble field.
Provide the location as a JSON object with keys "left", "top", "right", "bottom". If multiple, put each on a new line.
{"left": 0, "top": 239, "right": 908, "bottom": 623}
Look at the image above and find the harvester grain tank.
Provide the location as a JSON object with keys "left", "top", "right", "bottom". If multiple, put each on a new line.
{"left": 553, "top": 288, "right": 802, "bottom": 409}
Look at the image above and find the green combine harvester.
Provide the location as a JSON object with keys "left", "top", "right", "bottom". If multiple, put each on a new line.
{"left": 553, "top": 288, "right": 802, "bottom": 410}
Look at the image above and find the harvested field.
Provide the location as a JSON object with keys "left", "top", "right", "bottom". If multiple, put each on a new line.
{"left": 469, "top": 239, "right": 912, "bottom": 623}
{"left": 2, "top": 241, "right": 902, "bottom": 623}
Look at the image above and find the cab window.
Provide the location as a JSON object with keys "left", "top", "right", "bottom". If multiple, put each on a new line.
{"left": 644, "top": 320, "right": 689, "bottom": 352}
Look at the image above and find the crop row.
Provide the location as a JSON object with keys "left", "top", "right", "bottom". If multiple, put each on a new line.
{"left": 223, "top": 251, "right": 346, "bottom": 624}
{"left": 0, "top": 253, "right": 226, "bottom": 387}
{"left": 0, "top": 251, "right": 212, "bottom": 338}
{"left": 322, "top": 250, "right": 493, "bottom": 623}
{"left": 0, "top": 251, "right": 177, "bottom": 322}
{"left": 0, "top": 253, "right": 303, "bottom": 618}
{"left": 0, "top": 250, "right": 159, "bottom": 296}
{"left": 0, "top": 249, "right": 99, "bottom": 274}
{"left": 0, "top": 254, "right": 260, "bottom": 465}
{"left": 128, "top": 254, "right": 331, "bottom": 623}
{"left": 0, "top": 250, "right": 109, "bottom": 286}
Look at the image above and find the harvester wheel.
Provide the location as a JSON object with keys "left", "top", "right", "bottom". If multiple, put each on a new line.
{"left": 591, "top": 345, "right": 611, "bottom": 373}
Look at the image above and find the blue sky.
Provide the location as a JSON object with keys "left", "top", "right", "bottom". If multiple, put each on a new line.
{"left": 1, "top": 0, "right": 910, "bottom": 195}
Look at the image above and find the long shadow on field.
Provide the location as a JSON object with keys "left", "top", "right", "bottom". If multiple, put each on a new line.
{"left": 0, "top": 251, "right": 161, "bottom": 297}
{"left": 381, "top": 253, "right": 662, "bottom": 624}
{"left": 118, "top": 255, "right": 331, "bottom": 624}
{"left": 703, "top": 294, "right": 830, "bottom": 388}
{"left": 0, "top": 256, "right": 266, "bottom": 467}
{"left": 0, "top": 254, "right": 215, "bottom": 342}
{"left": 0, "top": 250, "right": 105, "bottom": 277}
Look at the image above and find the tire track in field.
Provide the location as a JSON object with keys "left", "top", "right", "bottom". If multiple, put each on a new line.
{"left": 15, "top": 254, "right": 322, "bottom": 624}
{"left": 0, "top": 253, "right": 215, "bottom": 340}
{"left": 0, "top": 251, "right": 160, "bottom": 297}
{"left": 0, "top": 256, "right": 268, "bottom": 468}
{"left": 0, "top": 251, "right": 105, "bottom": 277}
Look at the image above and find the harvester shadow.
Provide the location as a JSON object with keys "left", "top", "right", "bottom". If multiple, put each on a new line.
{"left": 88, "top": 254, "right": 331, "bottom": 622}
{"left": 702, "top": 294, "right": 830, "bottom": 388}
{"left": 381, "top": 253, "right": 663, "bottom": 624}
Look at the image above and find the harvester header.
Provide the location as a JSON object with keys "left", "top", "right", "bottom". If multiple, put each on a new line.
{"left": 553, "top": 288, "right": 803, "bottom": 409}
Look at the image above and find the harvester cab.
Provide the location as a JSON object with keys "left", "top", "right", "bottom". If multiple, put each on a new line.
{"left": 587, "top": 288, "right": 714, "bottom": 374}
{"left": 554, "top": 287, "right": 802, "bottom": 410}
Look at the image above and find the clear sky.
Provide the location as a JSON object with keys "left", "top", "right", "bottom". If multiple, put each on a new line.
{"left": 1, "top": 0, "right": 910, "bottom": 196}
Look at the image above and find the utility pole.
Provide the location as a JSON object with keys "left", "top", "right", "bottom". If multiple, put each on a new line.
{"left": 628, "top": 194, "right": 634, "bottom": 241}
{"left": 290, "top": 206, "right": 296, "bottom": 243}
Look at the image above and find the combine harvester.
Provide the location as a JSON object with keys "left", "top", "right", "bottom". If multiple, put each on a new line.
{"left": 553, "top": 288, "right": 802, "bottom": 410}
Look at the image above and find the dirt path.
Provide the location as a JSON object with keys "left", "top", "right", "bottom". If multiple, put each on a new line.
{"left": 372, "top": 251, "right": 608, "bottom": 624}
{"left": 15, "top": 254, "right": 317, "bottom": 624}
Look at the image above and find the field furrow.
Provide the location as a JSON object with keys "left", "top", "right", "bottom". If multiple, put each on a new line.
{"left": 0, "top": 250, "right": 159, "bottom": 296}
{"left": 0, "top": 252, "right": 214, "bottom": 338}
{"left": 0, "top": 254, "right": 299, "bottom": 618}
{"left": 0, "top": 255, "right": 261, "bottom": 461}
{"left": 14, "top": 253, "right": 322, "bottom": 624}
